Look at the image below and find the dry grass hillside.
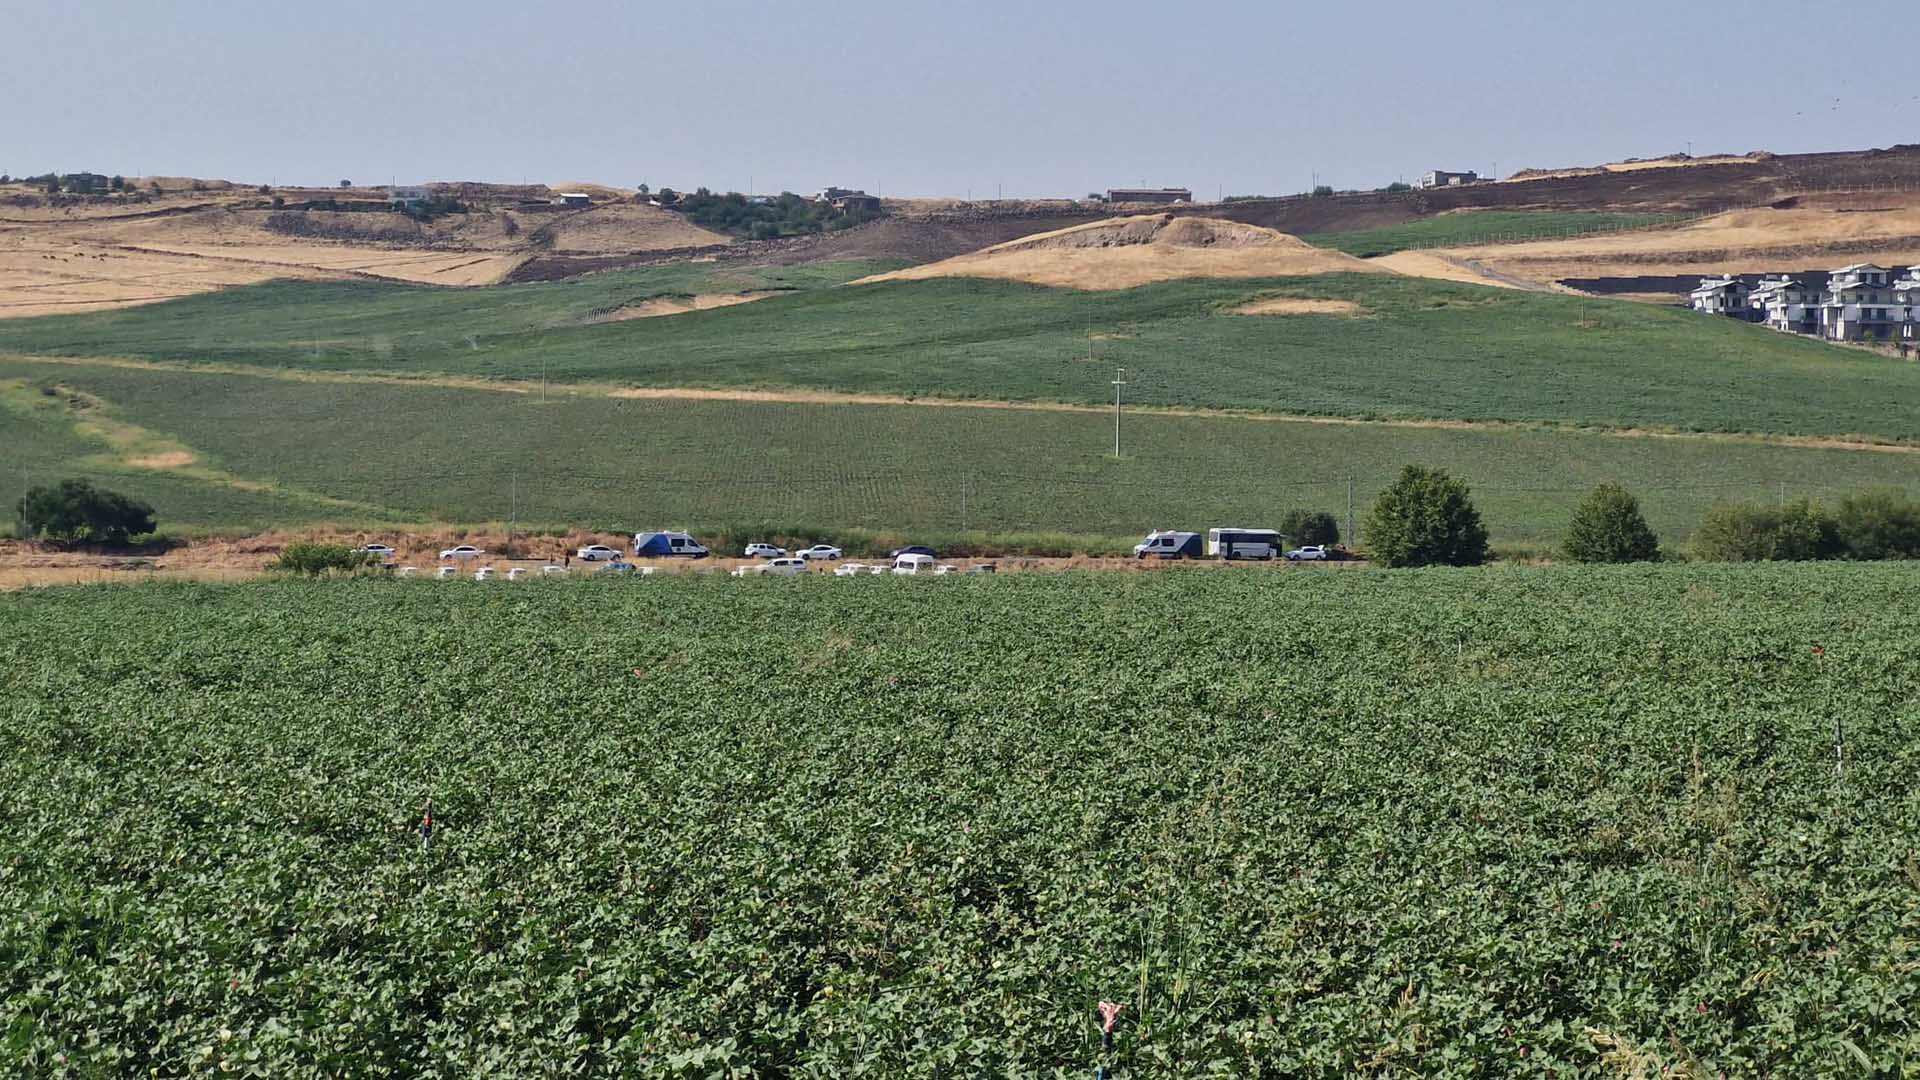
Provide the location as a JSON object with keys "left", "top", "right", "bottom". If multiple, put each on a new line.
{"left": 1382, "top": 191, "right": 1920, "bottom": 294}
{"left": 0, "top": 180, "right": 730, "bottom": 318}
{"left": 855, "top": 214, "right": 1386, "bottom": 290}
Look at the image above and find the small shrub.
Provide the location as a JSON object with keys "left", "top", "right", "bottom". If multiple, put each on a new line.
{"left": 16, "top": 479, "right": 156, "bottom": 546}
{"left": 1276, "top": 508, "right": 1339, "bottom": 546}
{"left": 1311, "top": 185, "right": 1334, "bottom": 198}
{"left": 271, "top": 542, "right": 380, "bottom": 575}
{"left": 1834, "top": 488, "right": 1920, "bottom": 560}
{"left": 1361, "top": 465, "right": 1489, "bottom": 567}
{"left": 1692, "top": 499, "right": 1841, "bottom": 562}
{"left": 1562, "top": 483, "right": 1659, "bottom": 563}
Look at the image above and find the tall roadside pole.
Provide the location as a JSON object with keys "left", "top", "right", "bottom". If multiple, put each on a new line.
{"left": 1111, "top": 368, "right": 1126, "bottom": 458}
{"left": 1346, "top": 474, "right": 1355, "bottom": 550}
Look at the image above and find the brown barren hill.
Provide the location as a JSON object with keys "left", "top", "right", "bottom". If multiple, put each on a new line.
{"left": 854, "top": 214, "right": 1388, "bottom": 290}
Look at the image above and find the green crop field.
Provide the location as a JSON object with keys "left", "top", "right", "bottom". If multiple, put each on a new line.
{"left": 4, "top": 567, "right": 1916, "bottom": 1075}
{"left": 1302, "top": 211, "right": 1681, "bottom": 257}
{"left": 5, "top": 357, "right": 1918, "bottom": 546}
{"left": 2, "top": 269, "right": 1915, "bottom": 441}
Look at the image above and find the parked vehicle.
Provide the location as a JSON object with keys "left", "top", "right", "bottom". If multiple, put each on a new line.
{"left": 506, "top": 567, "right": 530, "bottom": 580}
{"left": 890, "top": 545, "right": 937, "bottom": 559}
{"left": 633, "top": 531, "right": 709, "bottom": 559}
{"left": 933, "top": 564, "right": 960, "bottom": 575}
{"left": 967, "top": 563, "right": 997, "bottom": 574}
{"left": 473, "top": 566, "right": 496, "bottom": 581}
{"left": 576, "top": 544, "right": 623, "bottom": 562}
{"left": 1133, "top": 531, "right": 1201, "bottom": 559}
{"left": 754, "top": 557, "right": 810, "bottom": 576}
{"left": 396, "top": 566, "right": 419, "bottom": 578}
{"left": 796, "top": 544, "right": 843, "bottom": 561}
{"left": 743, "top": 543, "right": 787, "bottom": 559}
{"left": 434, "top": 565, "right": 459, "bottom": 579}
{"left": 834, "top": 562, "right": 870, "bottom": 577}
{"left": 355, "top": 543, "right": 397, "bottom": 561}
{"left": 1209, "top": 528, "right": 1282, "bottom": 561}
{"left": 541, "top": 565, "right": 569, "bottom": 576}
{"left": 439, "top": 544, "right": 485, "bottom": 560}
{"left": 892, "top": 553, "right": 936, "bottom": 575}
{"left": 598, "top": 560, "right": 653, "bottom": 575}
{"left": 1286, "top": 545, "right": 1332, "bottom": 561}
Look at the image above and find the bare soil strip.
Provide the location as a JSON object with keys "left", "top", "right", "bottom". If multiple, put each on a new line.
{"left": 5, "top": 352, "right": 1916, "bottom": 455}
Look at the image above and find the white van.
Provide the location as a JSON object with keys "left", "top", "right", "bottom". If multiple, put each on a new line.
{"left": 1208, "top": 528, "right": 1282, "bottom": 560}
{"left": 892, "top": 553, "right": 936, "bottom": 575}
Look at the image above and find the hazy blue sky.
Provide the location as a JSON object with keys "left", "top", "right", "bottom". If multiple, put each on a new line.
{"left": 7, "top": 0, "right": 1905, "bottom": 197}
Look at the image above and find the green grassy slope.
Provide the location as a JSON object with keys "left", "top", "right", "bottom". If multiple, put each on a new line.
{"left": 1302, "top": 210, "right": 1679, "bottom": 256}
{"left": 4, "top": 568, "right": 1915, "bottom": 1074}
{"left": 5, "top": 358, "right": 1915, "bottom": 543}
{"left": 1, "top": 271, "right": 1913, "bottom": 439}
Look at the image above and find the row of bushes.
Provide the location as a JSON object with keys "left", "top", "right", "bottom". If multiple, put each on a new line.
{"left": 1355, "top": 467, "right": 1920, "bottom": 567}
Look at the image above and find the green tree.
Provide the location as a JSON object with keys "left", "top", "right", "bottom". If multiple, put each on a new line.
{"left": 44, "top": 174, "right": 60, "bottom": 194}
{"left": 1361, "top": 465, "right": 1489, "bottom": 567}
{"left": 1277, "top": 508, "right": 1339, "bottom": 546}
{"left": 1311, "top": 185, "right": 1334, "bottom": 197}
{"left": 16, "top": 479, "right": 157, "bottom": 546}
{"left": 270, "top": 542, "right": 380, "bottom": 575}
{"left": 1834, "top": 488, "right": 1920, "bottom": 560}
{"left": 1562, "top": 482, "right": 1659, "bottom": 563}
{"left": 1692, "top": 499, "right": 1841, "bottom": 562}
{"left": 110, "top": 175, "right": 126, "bottom": 192}
{"left": 636, "top": 183, "right": 650, "bottom": 195}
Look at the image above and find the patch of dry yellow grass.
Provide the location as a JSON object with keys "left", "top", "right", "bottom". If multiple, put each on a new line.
{"left": 591, "top": 291, "right": 778, "bottom": 322}
{"left": 1230, "top": 297, "right": 1365, "bottom": 316}
{"left": 854, "top": 214, "right": 1387, "bottom": 290}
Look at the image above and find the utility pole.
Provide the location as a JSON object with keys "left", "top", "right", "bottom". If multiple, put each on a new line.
{"left": 509, "top": 472, "right": 517, "bottom": 552}
{"left": 1111, "top": 368, "right": 1126, "bottom": 458}
{"left": 1346, "top": 474, "right": 1355, "bottom": 549}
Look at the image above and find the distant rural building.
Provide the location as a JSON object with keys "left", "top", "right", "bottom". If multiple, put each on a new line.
{"left": 817, "top": 186, "right": 862, "bottom": 201}
{"left": 554, "top": 192, "right": 592, "bottom": 208}
{"left": 1104, "top": 188, "right": 1193, "bottom": 204}
{"left": 1688, "top": 276, "right": 1750, "bottom": 317}
{"left": 831, "top": 193, "right": 882, "bottom": 212}
{"left": 388, "top": 186, "right": 430, "bottom": 208}
{"left": 1417, "top": 170, "right": 1480, "bottom": 189}
{"left": 1690, "top": 262, "right": 1920, "bottom": 345}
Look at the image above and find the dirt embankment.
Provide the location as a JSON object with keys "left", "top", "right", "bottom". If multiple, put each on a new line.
{"left": 854, "top": 214, "right": 1387, "bottom": 290}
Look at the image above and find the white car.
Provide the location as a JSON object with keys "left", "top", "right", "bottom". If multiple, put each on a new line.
{"left": 743, "top": 543, "right": 787, "bottom": 559}
{"left": 1285, "top": 545, "right": 1331, "bottom": 561}
{"left": 754, "top": 557, "right": 810, "bottom": 576}
{"left": 434, "top": 565, "right": 459, "bottom": 579}
{"left": 542, "top": 565, "right": 569, "bottom": 576}
{"left": 440, "top": 544, "right": 485, "bottom": 560}
{"left": 933, "top": 564, "right": 960, "bottom": 575}
{"left": 834, "top": 562, "right": 869, "bottom": 577}
{"left": 576, "top": 544, "right": 623, "bottom": 562}
{"left": 355, "top": 543, "right": 397, "bottom": 561}
{"left": 396, "top": 566, "right": 419, "bottom": 578}
{"left": 473, "top": 566, "right": 496, "bottom": 581}
{"left": 795, "top": 544, "right": 843, "bottom": 561}
{"left": 506, "top": 567, "right": 530, "bottom": 580}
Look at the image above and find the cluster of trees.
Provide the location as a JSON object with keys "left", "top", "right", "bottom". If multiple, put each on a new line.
{"left": 20, "top": 172, "right": 129, "bottom": 195}
{"left": 270, "top": 543, "right": 382, "bottom": 576}
{"left": 15, "top": 479, "right": 156, "bottom": 546}
{"left": 665, "top": 189, "right": 881, "bottom": 240}
{"left": 1692, "top": 490, "right": 1920, "bottom": 562}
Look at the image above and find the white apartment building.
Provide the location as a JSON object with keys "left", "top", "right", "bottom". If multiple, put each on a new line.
{"left": 1818, "top": 263, "right": 1901, "bottom": 342}
{"left": 1689, "top": 277, "right": 1749, "bottom": 316}
{"left": 1897, "top": 267, "right": 1920, "bottom": 343}
{"left": 1749, "top": 276, "right": 1820, "bottom": 334}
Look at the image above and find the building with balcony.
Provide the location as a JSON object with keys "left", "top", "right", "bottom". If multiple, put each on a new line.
{"left": 1749, "top": 276, "right": 1819, "bottom": 334}
{"left": 1689, "top": 276, "right": 1750, "bottom": 317}
{"left": 1819, "top": 263, "right": 1899, "bottom": 341}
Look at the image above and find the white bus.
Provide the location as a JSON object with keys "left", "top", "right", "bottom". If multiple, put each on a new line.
{"left": 1208, "top": 528, "right": 1282, "bottom": 561}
